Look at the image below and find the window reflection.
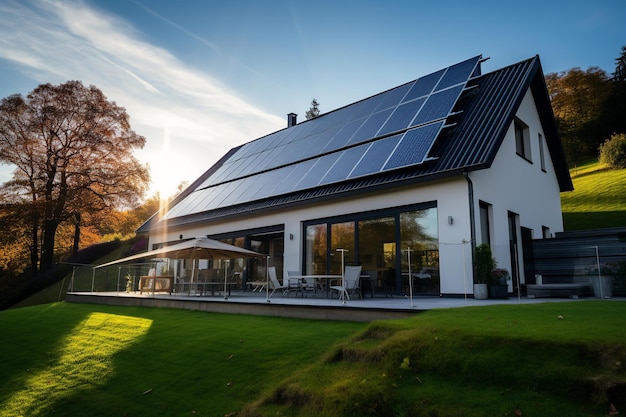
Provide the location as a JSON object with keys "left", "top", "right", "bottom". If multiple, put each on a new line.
{"left": 359, "top": 217, "right": 395, "bottom": 291}
{"left": 330, "top": 222, "right": 355, "bottom": 273}
{"left": 303, "top": 205, "right": 439, "bottom": 295}
{"left": 400, "top": 209, "right": 439, "bottom": 294}
{"left": 305, "top": 224, "right": 327, "bottom": 274}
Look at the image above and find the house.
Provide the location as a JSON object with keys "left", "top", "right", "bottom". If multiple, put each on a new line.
{"left": 137, "top": 55, "right": 573, "bottom": 297}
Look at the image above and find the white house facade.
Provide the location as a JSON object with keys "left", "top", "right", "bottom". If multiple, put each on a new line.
{"left": 137, "top": 55, "right": 572, "bottom": 297}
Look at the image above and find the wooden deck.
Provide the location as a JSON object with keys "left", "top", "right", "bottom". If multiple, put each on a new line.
{"left": 64, "top": 290, "right": 603, "bottom": 322}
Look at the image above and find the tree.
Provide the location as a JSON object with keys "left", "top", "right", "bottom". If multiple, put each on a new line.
{"left": 599, "top": 133, "right": 626, "bottom": 169}
{"left": 545, "top": 67, "right": 610, "bottom": 163}
{"left": 305, "top": 99, "right": 320, "bottom": 120}
{"left": 613, "top": 45, "right": 626, "bottom": 82}
{"left": 601, "top": 46, "right": 626, "bottom": 138}
{"left": 0, "top": 81, "right": 150, "bottom": 274}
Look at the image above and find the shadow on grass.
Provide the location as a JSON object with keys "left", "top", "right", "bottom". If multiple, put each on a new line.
{"left": 0, "top": 305, "right": 152, "bottom": 417}
{"left": 563, "top": 211, "right": 626, "bottom": 231}
{"left": 569, "top": 164, "right": 613, "bottom": 180}
{"left": 1, "top": 304, "right": 366, "bottom": 417}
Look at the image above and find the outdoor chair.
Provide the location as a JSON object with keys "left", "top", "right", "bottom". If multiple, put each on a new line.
{"left": 330, "top": 265, "right": 362, "bottom": 300}
{"left": 268, "top": 266, "right": 288, "bottom": 298}
{"left": 288, "top": 270, "right": 315, "bottom": 297}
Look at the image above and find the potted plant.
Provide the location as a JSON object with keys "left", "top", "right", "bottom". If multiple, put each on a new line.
{"left": 125, "top": 273, "right": 134, "bottom": 293}
{"left": 586, "top": 263, "right": 617, "bottom": 299}
{"left": 489, "top": 268, "right": 510, "bottom": 299}
{"left": 474, "top": 244, "right": 495, "bottom": 299}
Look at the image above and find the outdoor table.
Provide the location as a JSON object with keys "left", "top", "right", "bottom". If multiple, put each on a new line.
{"left": 288, "top": 275, "right": 342, "bottom": 298}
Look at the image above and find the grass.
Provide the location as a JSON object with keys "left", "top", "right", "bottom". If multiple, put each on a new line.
{"left": 561, "top": 160, "right": 626, "bottom": 230}
{"left": 1, "top": 301, "right": 625, "bottom": 417}
{"left": 0, "top": 303, "right": 365, "bottom": 417}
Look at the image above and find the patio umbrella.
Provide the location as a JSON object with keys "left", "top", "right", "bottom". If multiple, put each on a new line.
{"left": 95, "top": 237, "right": 264, "bottom": 299}
{"left": 95, "top": 237, "right": 263, "bottom": 269}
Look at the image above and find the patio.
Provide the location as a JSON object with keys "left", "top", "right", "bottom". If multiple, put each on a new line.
{"left": 64, "top": 289, "right": 611, "bottom": 322}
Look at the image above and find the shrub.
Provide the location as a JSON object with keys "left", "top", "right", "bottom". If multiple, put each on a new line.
{"left": 474, "top": 244, "right": 496, "bottom": 284}
{"left": 599, "top": 133, "right": 626, "bottom": 168}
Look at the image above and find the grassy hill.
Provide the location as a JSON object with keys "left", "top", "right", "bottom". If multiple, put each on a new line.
{"left": 561, "top": 160, "right": 626, "bottom": 231}
{"left": 0, "top": 301, "right": 624, "bottom": 417}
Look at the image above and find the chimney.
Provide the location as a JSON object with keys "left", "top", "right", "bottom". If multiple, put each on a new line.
{"left": 287, "top": 112, "right": 297, "bottom": 127}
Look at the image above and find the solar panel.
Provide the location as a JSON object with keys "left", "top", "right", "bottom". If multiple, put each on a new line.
{"left": 383, "top": 122, "right": 443, "bottom": 171}
{"left": 219, "top": 175, "right": 261, "bottom": 207}
{"left": 348, "top": 133, "right": 403, "bottom": 178}
{"left": 377, "top": 98, "right": 425, "bottom": 137}
{"left": 411, "top": 85, "right": 464, "bottom": 127}
{"left": 294, "top": 153, "right": 342, "bottom": 190}
{"left": 320, "top": 117, "right": 366, "bottom": 153}
{"left": 167, "top": 55, "right": 481, "bottom": 217}
{"left": 319, "top": 143, "right": 369, "bottom": 185}
{"left": 373, "top": 83, "right": 413, "bottom": 112}
{"left": 402, "top": 69, "right": 445, "bottom": 103}
{"left": 435, "top": 56, "right": 481, "bottom": 91}
{"left": 346, "top": 108, "right": 394, "bottom": 146}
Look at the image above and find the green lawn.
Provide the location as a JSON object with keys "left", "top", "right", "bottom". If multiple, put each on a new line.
{"left": 561, "top": 160, "right": 626, "bottom": 230}
{"left": 1, "top": 301, "right": 625, "bottom": 417}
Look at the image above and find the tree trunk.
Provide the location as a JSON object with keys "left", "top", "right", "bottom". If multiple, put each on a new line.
{"left": 72, "top": 212, "right": 81, "bottom": 254}
{"left": 30, "top": 220, "right": 39, "bottom": 278}
{"left": 40, "top": 219, "right": 60, "bottom": 272}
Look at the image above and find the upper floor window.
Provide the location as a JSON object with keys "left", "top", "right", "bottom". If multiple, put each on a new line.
{"left": 538, "top": 133, "right": 546, "bottom": 172}
{"left": 514, "top": 118, "right": 532, "bottom": 162}
{"left": 479, "top": 201, "right": 492, "bottom": 246}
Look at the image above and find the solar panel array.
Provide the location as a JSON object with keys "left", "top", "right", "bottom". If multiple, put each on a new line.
{"left": 165, "top": 55, "right": 482, "bottom": 220}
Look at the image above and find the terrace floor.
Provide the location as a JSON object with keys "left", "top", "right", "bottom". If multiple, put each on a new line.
{"left": 64, "top": 290, "right": 622, "bottom": 322}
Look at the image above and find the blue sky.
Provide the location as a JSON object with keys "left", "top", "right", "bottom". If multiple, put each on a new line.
{"left": 0, "top": 0, "right": 624, "bottom": 198}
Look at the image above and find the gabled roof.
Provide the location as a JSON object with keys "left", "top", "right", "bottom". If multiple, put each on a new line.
{"left": 139, "top": 55, "right": 572, "bottom": 233}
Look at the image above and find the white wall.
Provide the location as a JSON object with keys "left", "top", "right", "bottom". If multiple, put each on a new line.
{"left": 148, "top": 177, "right": 475, "bottom": 289}
{"left": 471, "top": 88, "right": 565, "bottom": 286}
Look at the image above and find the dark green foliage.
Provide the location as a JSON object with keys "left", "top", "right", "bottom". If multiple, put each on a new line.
{"left": 599, "top": 133, "right": 626, "bottom": 168}
{"left": 473, "top": 244, "right": 496, "bottom": 284}
{"left": 0, "top": 240, "right": 122, "bottom": 310}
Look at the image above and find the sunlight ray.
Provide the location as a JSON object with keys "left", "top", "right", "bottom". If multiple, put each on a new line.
{"left": 0, "top": 312, "right": 152, "bottom": 417}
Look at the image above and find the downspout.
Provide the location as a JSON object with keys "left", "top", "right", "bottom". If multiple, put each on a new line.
{"left": 463, "top": 171, "right": 477, "bottom": 284}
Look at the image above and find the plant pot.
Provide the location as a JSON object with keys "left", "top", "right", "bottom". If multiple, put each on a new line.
{"left": 590, "top": 275, "right": 613, "bottom": 299}
{"left": 488, "top": 284, "right": 508, "bottom": 299}
{"left": 473, "top": 283, "right": 488, "bottom": 300}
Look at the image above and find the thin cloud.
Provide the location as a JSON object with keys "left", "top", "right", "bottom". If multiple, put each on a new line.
{"left": 129, "top": 0, "right": 221, "bottom": 53}
{"left": 0, "top": 0, "right": 284, "bottom": 196}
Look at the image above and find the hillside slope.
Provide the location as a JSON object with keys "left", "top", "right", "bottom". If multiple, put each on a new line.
{"left": 561, "top": 160, "right": 626, "bottom": 231}
{"left": 1, "top": 302, "right": 624, "bottom": 417}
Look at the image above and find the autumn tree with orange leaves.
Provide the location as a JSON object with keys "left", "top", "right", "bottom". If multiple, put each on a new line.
{"left": 0, "top": 81, "right": 150, "bottom": 275}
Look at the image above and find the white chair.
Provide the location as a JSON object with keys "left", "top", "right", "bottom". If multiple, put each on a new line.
{"left": 268, "top": 266, "right": 289, "bottom": 298}
{"left": 330, "top": 266, "right": 362, "bottom": 300}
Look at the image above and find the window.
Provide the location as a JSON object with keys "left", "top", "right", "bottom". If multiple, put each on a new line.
{"left": 330, "top": 222, "right": 355, "bottom": 273}
{"left": 400, "top": 209, "right": 439, "bottom": 294}
{"left": 538, "top": 133, "right": 546, "bottom": 172}
{"left": 514, "top": 118, "right": 532, "bottom": 162}
{"left": 305, "top": 224, "right": 327, "bottom": 275}
{"left": 303, "top": 204, "right": 439, "bottom": 294}
{"left": 479, "top": 201, "right": 491, "bottom": 246}
{"left": 359, "top": 217, "right": 395, "bottom": 271}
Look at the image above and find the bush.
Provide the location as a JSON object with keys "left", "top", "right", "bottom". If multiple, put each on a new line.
{"left": 474, "top": 244, "right": 496, "bottom": 284}
{"left": 599, "top": 133, "right": 626, "bottom": 168}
